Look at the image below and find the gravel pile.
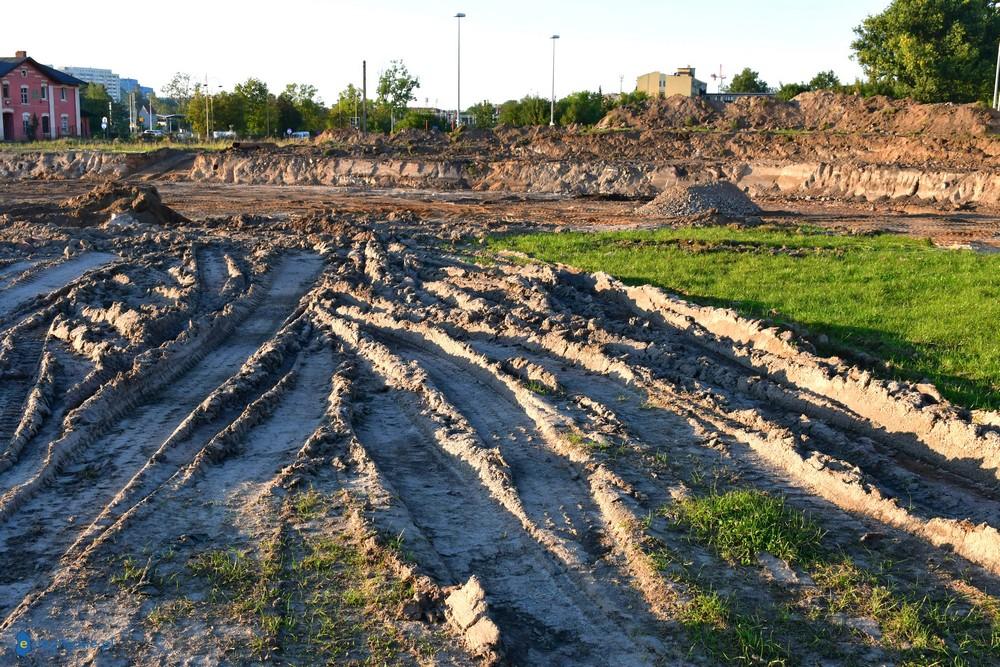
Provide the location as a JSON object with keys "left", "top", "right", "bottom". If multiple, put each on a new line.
{"left": 637, "top": 181, "right": 761, "bottom": 218}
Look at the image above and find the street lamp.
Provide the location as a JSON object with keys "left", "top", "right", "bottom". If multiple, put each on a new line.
{"left": 550, "top": 34, "right": 560, "bottom": 126}
{"left": 455, "top": 12, "right": 466, "bottom": 128}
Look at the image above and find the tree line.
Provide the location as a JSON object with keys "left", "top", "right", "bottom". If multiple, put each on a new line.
{"left": 77, "top": 0, "right": 1000, "bottom": 140}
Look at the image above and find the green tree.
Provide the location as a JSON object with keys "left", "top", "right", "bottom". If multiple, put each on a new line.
{"left": 775, "top": 82, "right": 811, "bottom": 101}
{"left": 161, "top": 72, "right": 193, "bottom": 113}
{"left": 281, "top": 83, "right": 327, "bottom": 133}
{"left": 395, "top": 110, "right": 448, "bottom": 131}
{"left": 610, "top": 90, "right": 649, "bottom": 109}
{"left": 556, "top": 91, "right": 606, "bottom": 125}
{"left": 498, "top": 96, "right": 549, "bottom": 126}
{"left": 376, "top": 60, "right": 420, "bottom": 131}
{"left": 234, "top": 78, "right": 271, "bottom": 136}
{"left": 327, "top": 84, "right": 364, "bottom": 129}
{"left": 275, "top": 92, "right": 303, "bottom": 134}
{"left": 467, "top": 100, "right": 497, "bottom": 128}
{"left": 727, "top": 68, "right": 770, "bottom": 93}
{"left": 852, "top": 0, "right": 1000, "bottom": 102}
{"left": 808, "top": 70, "right": 842, "bottom": 90}
{"left": 80, "top": 83, "right": 112, "bottom": 122}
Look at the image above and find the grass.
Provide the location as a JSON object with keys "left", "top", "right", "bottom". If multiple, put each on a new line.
{"left": 488, "top": 226, "right": 1000, "bottom": 409}
{"left": 0, "top": 137, "right": 309, "bottom": 154}
{"left": 659, "top": 488, "right": 1000, "bottom": 664}
{"left": 670, "top": 489, "right": 825, "bottom": 566}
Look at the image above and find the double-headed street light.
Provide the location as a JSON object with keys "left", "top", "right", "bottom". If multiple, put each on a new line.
{"left": 550, "top": 34, "right": 560, "bottom": 126}
{"left": 455, "top": 12, "right": 466, "bottom": 128}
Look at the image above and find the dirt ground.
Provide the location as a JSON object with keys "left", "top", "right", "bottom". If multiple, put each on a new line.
{"left": 3, "top": 179, "right": 1000, "bottom": 250}
{"left": 0, "top": 171, "right": 996, "bottom": 665}
{"left": 2, "top": 101, "right": 1000, "bottom": 663}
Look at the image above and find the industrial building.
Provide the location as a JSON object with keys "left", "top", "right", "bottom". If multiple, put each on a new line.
{"left": 635, "top": 67, "right": 708, "bottom": 98}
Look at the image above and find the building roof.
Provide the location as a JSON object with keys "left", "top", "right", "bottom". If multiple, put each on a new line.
{"left": 0, "top": 56, "right": 86, "bottom": 86}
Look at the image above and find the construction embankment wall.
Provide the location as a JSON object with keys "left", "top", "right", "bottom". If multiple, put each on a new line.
{"left": 4, "top": 150, "right": 1000, "bottom": 208}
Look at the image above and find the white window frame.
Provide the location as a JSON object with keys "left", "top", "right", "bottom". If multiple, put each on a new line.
{"left": 22, "top": 112, "right": 30, "bottom": 135}
{"left": 20, "top": 86, "right": 28, "bottom": 105}
{"left": 40, "top": 85, "right": 47, "bottom": 100}
{"left": 40, "top": 113, "right": 50, "bottom": 137}
{"left": 1, "top": 81, "right": 8, "bottom": 99}
{"left": 60, "top": 87, "right": 66, "bottom": 101}
{"left": 20, "top": 69, "right": 27, "bottom": 78}
{"left": 60, "top": 114, "right": 69, "bottom": 134}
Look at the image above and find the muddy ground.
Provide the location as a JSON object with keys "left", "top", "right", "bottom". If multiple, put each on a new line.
{"left": 1, "top": 111, "right": 1000, "bottom": 664}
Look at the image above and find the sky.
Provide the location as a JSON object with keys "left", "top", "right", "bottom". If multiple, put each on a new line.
{"left": 12, "top": 0, "right": 890, "bottom": 108}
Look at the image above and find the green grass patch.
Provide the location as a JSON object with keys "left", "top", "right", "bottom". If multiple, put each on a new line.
{"left": 680, "top": 591, "right": 790, "bottom": 665}
{"left": 670, "top": 489, "right": 825, "bottom": 566}
{"left": 488, "top": 227, "right": 1000, "bottom": 409}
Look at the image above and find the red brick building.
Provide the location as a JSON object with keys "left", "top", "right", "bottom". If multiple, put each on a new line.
{"left": 1, "top": 51, "right": 86, "bottom": 141}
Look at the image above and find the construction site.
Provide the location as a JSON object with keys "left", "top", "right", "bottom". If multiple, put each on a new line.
{"left": 1, "top": 91, "right": 999, "bottom": 665}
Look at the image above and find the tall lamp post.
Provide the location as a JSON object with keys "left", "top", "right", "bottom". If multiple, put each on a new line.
{"left": 455, "top": 12, "right": 466, "bottom": 128}
{"left": 549, "top": 34, "right": 560, "bottom": 126}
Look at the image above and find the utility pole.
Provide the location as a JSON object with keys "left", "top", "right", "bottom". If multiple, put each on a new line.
{"left": 204, "top": 74, "right": 210, "bottom": 140}
{"left": 455, "top": 12, "right": 465, "bottom": 128}
{"left": 362, "top": 60, "right": 368, "bottom": 134}
{"left": 993, "top": 41, "right": 1000, "bottom": 110}
{"left": 550, "top": 34, "right": 560, "bottom": 126}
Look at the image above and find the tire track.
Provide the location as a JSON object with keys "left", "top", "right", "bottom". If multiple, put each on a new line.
{"left": 0, "top": 254, "right": 322, "bottom": 623}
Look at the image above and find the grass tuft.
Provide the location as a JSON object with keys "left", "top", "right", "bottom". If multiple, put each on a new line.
{"left": 670, "top": 489, "right": 825, "bottom": 566}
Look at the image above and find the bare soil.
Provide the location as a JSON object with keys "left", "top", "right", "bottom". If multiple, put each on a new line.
{"left": 0, "top": 171, "right": 996, "bottom": 665}
{"left": 1, "top": 102, "right": 1000, "bottom": 662}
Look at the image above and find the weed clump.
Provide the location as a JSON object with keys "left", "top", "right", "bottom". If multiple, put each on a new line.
{"left": 672, "top": 489, "right": 824, "bottom": 565}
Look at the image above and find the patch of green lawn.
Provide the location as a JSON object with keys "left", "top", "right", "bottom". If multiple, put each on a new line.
{"left": 488, "top": 226, "right": 1000, "bottom": 410}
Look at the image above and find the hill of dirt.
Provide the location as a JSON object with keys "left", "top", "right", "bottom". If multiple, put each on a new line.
{"left": 598, "top": 91, "right": 1000, "bottom": 136}
{"left": 60, "top": 183, "right": 188, "bottom": 227}
{"left": 637, "top": 181, "right": 761, "bottom": 218}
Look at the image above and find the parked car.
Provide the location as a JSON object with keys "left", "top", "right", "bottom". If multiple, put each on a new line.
{"left": 141, "top": 129, "right": 164, "bottom": 142}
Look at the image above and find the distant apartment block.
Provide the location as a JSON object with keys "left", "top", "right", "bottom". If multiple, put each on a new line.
{"left": 120, "top": 78, "right": 139, "bottom": 95}
{"left": 63, "top": 66, "right": 121, "bottom": 102}
{"left": 636, "top": 67, "right": 708, "bottom": 98}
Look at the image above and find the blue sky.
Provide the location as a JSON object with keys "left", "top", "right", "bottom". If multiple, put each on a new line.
{"left": 19, "top": 0, "right": 889, "bottom": 107}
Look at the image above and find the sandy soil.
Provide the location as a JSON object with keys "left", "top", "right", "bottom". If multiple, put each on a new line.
{"left": 0, "top": 173, "right": 997, "bottom": 665}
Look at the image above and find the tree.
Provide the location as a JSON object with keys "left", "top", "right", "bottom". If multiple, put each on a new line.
{"left": 852, "top": 0, "right": 1000, "bottom": 102}
{"left": 556, "top": 91, "right": 606, "bottom": 125}
{"left": 610, "top": 90, "right": 649, "bottom": 110}
{"left": 234, "top": 78, "right": 271, "bottom": 136}
{"left": 275, "top": 92, "right": 303, "bottom": 134}
{"left": 727, "top": 68, "right": 770, "bottom": 93}
{"left": 775, "top": 82, "right": 811, "bottom": 101}
{"left": 467, "top": 100, "right": 497, "bottom": 128}
{"left": 281, "top": 83, "right": 327, "bottom": 133}
{"left": 809, "top": 70, "right": 842, "bottom": 90}
{"left": 376, "top": 60, "right": 420, "bottom": 130}
{"left": 327, "top": 84, "right": 364, "bottom": 129}
{"left": 498, "top": 96, "right": 549, "bottom": 126}
{"left": 161, "top": 72, "right": 194, "bottom": 112}
{"left": 395, "top": 110, "right": 448, "bottom": 131}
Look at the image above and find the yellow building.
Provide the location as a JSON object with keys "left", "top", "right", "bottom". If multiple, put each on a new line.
{"left": 635, "top": 67, "right": 708, "bottom": 98}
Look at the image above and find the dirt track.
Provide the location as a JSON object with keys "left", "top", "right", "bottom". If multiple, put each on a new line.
{"left": 0, "top": 182, "right": 998, "bottom": 663}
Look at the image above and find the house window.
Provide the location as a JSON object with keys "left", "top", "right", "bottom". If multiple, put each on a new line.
{"left": 20, "top": 69, "right": 27, "bottom": 78}
{"left": 40, "top": 85, "right": 47, "bottom": 100}
{"left": 22, "top": 113, "right": 30, "bottom": 135}
{"left": 20, "top": 86, "right": 28, "bottom": 104}
{"left": 41, "top": 114, "right": 50, "bottom": 137}
{"left": 2, "top": 82, "right": 8, "bottom": 99}
{"left": 61, "top": 114, "right": 69, "bottom": 134}
{"left": 60, "top": 87, "right": 66, "bottom": 101}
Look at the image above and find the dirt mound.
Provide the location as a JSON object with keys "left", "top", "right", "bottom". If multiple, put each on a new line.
{"left": 599, "top": 91, "right": 1000, "bottom": 136}
{"left": 637, "top": 181, "right": 761, "bottom": 217}
{"left": 721, "top": 95, "right": 804, "bottom": 130}
{"left": 598, "top": 95, "right": 721, "bottom": 130}
{"left": 794, "top": 90, "right": 1000, "bottom": 135}
{"left": 60, "top": 182, "right": 187, "bottom": 227}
